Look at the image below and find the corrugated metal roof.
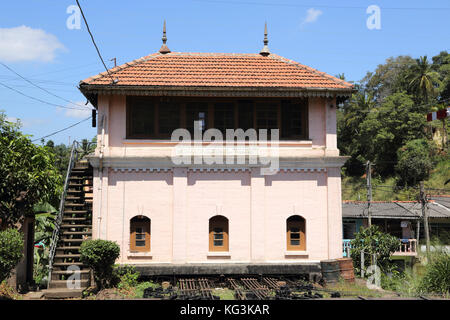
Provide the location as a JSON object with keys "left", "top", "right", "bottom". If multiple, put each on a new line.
{"left": 342, "top": 201, "right": 450, "bottom": 219}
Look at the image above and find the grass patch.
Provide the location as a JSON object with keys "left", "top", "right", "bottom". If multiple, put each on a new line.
{"left": 325, "top": 278, "right": 384, "bottom": 298}
{"left": 133, "top": 281, "right": 160, "bottom": 298}
{"left": 212, "top": 288, "right": 235, "bottom": 300}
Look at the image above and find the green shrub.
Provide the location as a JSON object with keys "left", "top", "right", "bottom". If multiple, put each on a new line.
{"left": 350, "top": 225, "right": 400, "bottom": 275}
{"left": 395, "top": 139, "right": 435, "bottom": 186}
{"left": 113, "top": 265, "right": 139, "bottom": 290}
{"left": 419, "top": 251, "right": 450, "bottom": 295}
{"left": 0, "top": 229, "right": 24, "bottom": 282}
{"left": 79, "top": 239, "right": 120, "bottom": 289}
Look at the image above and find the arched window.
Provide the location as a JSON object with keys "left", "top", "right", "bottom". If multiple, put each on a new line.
{"left": 209, "top": 216, "right": 229, "bottom": 252}
{"left": 287, "top": 215, "right": 306, "bottom": 251}
{"left": 130, "top": 216, "right": 151, "bottom": 252}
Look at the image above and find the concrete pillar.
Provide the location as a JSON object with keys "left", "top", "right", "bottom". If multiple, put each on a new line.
{"left": 250, "top": 168, "right": 265, "bottom": 261}
{"left": 172, "top": 168, "right": 188, "bottom": 263}
{"left": 325, "top": 97, "right": 338, "bottom": 156}
{"left": 327, "top": 167, "right": 343, "bottom": 259}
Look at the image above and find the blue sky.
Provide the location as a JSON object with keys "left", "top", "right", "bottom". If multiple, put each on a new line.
{"left": 0, "top": 0, "right": 449, "bottom": 144}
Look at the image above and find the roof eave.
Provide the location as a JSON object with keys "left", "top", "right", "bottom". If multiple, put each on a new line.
{"left": 78, "top": 83, "right": 354, "bottom": 101}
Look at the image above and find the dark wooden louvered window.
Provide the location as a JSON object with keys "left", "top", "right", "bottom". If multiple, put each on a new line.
{"left": 126, "top": 97, "right": 155, "bottom": 138}
{"left": 186, "top": 102, "right": 208, "bottom": 137}
{"left": 214, "top": 103, "right": 235, "bottom": 135}
{"left": 159, "top": 102, "right": 181, "bottom": 136}
{"left": 281, "top": 99, "right": 308, "bottom": 139}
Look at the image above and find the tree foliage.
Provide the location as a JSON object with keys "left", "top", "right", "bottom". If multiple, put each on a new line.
{"left": 396, "top": 139, "right": 435, "bottom": 186}
{"left": 0, "top": 228, "right": 24, "bottom": 282}
{"left": 0, "top": 113, "right": 62, "bottom": 228}
{"left": 350, "top": 225, "right": 400, "bottom": 275}
{"left": 338, "top": 51, "right": 450, "bottom": 182}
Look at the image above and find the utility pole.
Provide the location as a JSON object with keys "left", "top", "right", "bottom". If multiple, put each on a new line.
{"left": 366, "top": 161, "right": 372, "bottom": 227}
{"left": 420, "top": 181, "right": 430, "bottom": 254}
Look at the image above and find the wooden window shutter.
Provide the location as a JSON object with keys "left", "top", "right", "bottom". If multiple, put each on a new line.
{"left": 209, "top": 216, "right": 229, "bottom": 252}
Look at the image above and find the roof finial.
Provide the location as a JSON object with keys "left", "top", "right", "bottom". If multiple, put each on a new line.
{"left": 159, "top": 20, "right": 171, "bottom": 54}
{"left": 260, "top": 22, "right": 270, "bottom": 56}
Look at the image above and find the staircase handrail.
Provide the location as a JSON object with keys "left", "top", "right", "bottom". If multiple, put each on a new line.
{"left": 46, "top": 140, "right": 95, "bottom": 288}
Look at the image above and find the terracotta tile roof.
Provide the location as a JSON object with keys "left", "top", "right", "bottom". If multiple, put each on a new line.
{"left": 80, "top": 52, "right": 353, "bottom": 91}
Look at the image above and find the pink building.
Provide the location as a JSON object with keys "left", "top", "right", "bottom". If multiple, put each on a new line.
{"left": 79, "top": 26, "right": 353, "bottom": 277}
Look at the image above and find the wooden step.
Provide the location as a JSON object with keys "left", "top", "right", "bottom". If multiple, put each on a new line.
{"left": 56, "top": 246, "right": 81, "bottom": 251}
{"left": 43, "top": 288, "right": 84, "bottom": 299}
{"left": 65, "top": 196, "right": 82, "bottom": 201}
{"left": 61, "top": 231, "right": 91, "bottom": 236}
{"left": 55, "top": 253, "right": 81, "bottom": 259}
{"left": 68, "top": 183, "right": 83, "bottom": 187}
{"left": 53, "top": 262, "right": 84, "bottom": 267}
{"left": 66, "top": 189, "right": 83, "bottom": 194}
{"left": 60, "top": 238, "right": 86, "bottom": 243}
{"left": 48, "top": 279, "right": 89, "bottom": 289}
{"left": 60, "top": 224, "right": 90, "bottom": 228}
{"left": 64, "top": 203, "right": 86, "bottom": 207}
{"left": 63, "top": 210, "right": 88, "bottom": 214}
{"left": 62, "top": 217, "right": 89, "bottom": 222}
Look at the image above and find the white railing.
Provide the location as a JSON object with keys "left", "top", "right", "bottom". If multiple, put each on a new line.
{"left": 343, "top": 238, "right": 418, "bottom": 257}
{"left": 393, "top": 239, "right": 417, "bottom": 256}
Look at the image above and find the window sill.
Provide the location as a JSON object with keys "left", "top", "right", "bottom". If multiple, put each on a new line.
{"left": 284, "top": 251, "right": 308, "bottom": 256}
{"left": 127, "top": 251, "right": 152, "bottom": 258}
{"left": 207, "top": 251, "right": 231, "bottom": 258}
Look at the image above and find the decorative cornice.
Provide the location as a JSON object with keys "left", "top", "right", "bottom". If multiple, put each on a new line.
{"left": 87, "top": 155, "right": 348, "bottom": 169}
{"left": 106, "top": 167, "right": 327, "bottom": 173}
{"left": 111, "top": 168, "right": 172, "bottom": 173}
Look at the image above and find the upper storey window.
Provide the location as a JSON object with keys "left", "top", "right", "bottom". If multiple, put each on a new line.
{"left": 126, "top": 97, "right": 308, "bottom": 140}
{"left": 127, "top": 97, "right": 155, "bottom": 138}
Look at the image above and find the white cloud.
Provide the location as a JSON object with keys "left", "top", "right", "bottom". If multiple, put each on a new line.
{"left": 5, "top": 116, "right": 49, "bottom": 128}
{"left": 63, "top": 102, "right": 93, "bottom": 118}
{"left": 0, "top": 25, "right": 66, "bottom": 62}
{"left": 5, "top": 116, "right": 18, "bottom": 122}
{"left": 301, "top": 8, "right": 323, "bottom": 26}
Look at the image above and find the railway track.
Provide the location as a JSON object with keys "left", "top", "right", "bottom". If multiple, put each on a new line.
{"left": 241, "top": 278, "right": 272, "bottom": 300}
{"left": 227, "top": 278, "right": 246, "bottom": 300}
{"left": 262, "top": 277, "right": 283, "bottom": 290}
{"left": 178, "top": 278, "right": 214, "bottom": 300}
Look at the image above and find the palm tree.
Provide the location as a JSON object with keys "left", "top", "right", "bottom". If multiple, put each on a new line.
{"left": 408, "top": 56, "right": 441, "bottom": 104}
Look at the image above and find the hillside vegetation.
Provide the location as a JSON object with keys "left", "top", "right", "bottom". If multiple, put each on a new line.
{"left": 338, "top": 51, "right": 449, "bottom": 200}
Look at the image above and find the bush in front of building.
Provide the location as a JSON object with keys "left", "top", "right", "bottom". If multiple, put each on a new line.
{"left": 112, "top": 264, "right": 140, "bottom": 290}
{"left": 0, "top": 228, "right": 24, "bottom": 283}
{"left": 350, "top": 225, "right": 400, "bottom": 275}
{"left": 418, "top": 250, "right": 450, "bottom": 295}
{"left": 80, "top": 239, "right": 120, "bottom": 289}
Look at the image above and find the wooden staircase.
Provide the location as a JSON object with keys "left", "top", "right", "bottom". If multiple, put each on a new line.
{"left": 44, "top": 160, "right": 93, "bottom": 299}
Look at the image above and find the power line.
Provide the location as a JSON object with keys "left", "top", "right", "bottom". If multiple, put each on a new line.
{"left": 194, "top": 0, "right": 450, "bottom": 11}
{"left": 0, "top": 62, "right": 90, "bottom": 109}
{"left": 76, "top": 0, "right": 116, "bottom": 84}
{"left": 0, "top": 81, "right": 88, "bottom": 111}
{"left": 32, "top": 116, "right": 92, "bottom": 142}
